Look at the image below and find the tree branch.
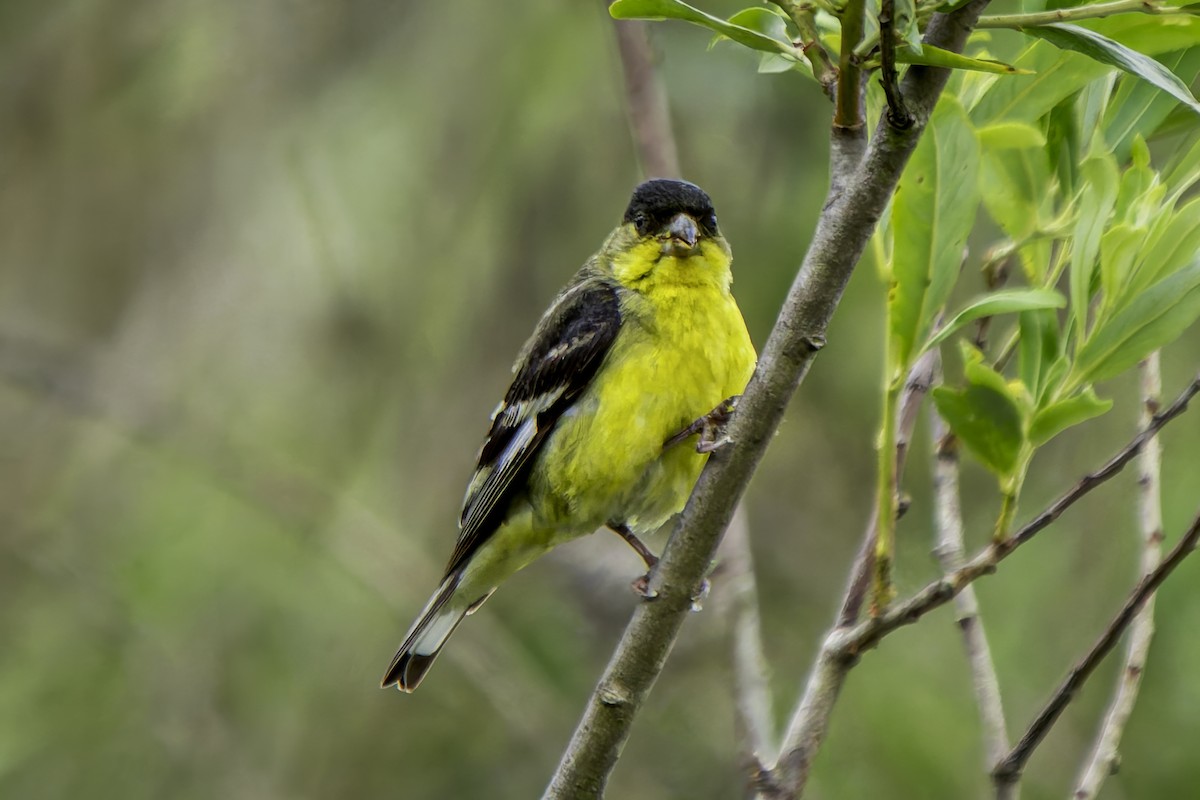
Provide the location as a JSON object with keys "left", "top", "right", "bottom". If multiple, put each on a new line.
{"left": 608, "top": 9, "right": 681, "bottom": 178}
{"left": 1072, "top": 353, "right": 1164, "bottom": 800}
{"left": 543, "top": 1, "right": 993, "bottom": 795}
{"left": 993, "top": 502, "right": 1200, "bottom": 790}
{"left": 838, "top": 349, "right": 937, "bottom": 627}
{"left": 878, "top": 0, "right": 913, "bottom": 127}
{"left": 976, "top": 0, "right": 1184, "bottom": 29}
{"left": 721, "top": 505, "right": 779, "bottom": 782}
{"left": 837, "top": 372, "right": 1199, "bottom": 657}
{"left": 835, "top": 0, "right": 867, "bottom": 133}
{"left": 763, "top": 370, "right": 1199, "bottom": 799}
{"left": 929, "top": 364, "right": 1010, "bottom": 784}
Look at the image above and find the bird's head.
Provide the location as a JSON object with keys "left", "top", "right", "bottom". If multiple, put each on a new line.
{"left": 623, "top": 178, "right": 721, "bottom": 259}
{"left": 605, "top": 179, "right": 731, "bottom": 289}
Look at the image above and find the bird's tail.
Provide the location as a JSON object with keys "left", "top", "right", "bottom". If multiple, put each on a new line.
{"left": 381, "top": 574, "right": 493, "bottom": 692}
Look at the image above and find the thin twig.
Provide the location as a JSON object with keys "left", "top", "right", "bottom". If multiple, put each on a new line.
{"left": 993, "top": 504, "right": 1200, "bottom": 790}
{"left": 1072, "top": 353, "right": 1164, "bottom": 799}
{"left": 723, "top": 505, "right": 779, "bottom": 778}
{"left": 838, "top": 349, "right": 938, "bottom": 626}
{"left": 771, "top": 0, "right": 838, "bottom": 99}
{"left": 607, "top": 6, "right": 681, "bottom": 178}
{"left": 929, "top": 359, "right": 1011, "bottom": 781}
{"left": 764, "top": 371, "right": 1199, "bottom": 799}
{"left": 835, "top": 0, "right": 867, "bottom": 134}
{"left": 543, "top": 1, "right": 994, "bottom": 795}
{"left": 840, "top": 372, "right": 1199, "bottom": 657}
{"left": 878, "top": 0, "right": 913, "bottom": 127}
{"left": 976, "top": 0, "right": 1181, "bottom": 29}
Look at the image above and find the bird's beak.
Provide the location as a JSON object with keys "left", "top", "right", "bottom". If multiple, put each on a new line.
{"left": 662, "top": 213, "right": 700, "bottom": 257}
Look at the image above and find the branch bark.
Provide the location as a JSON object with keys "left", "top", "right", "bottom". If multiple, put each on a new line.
{"left": 761, "top": 371, "right": 1199, "bottom": 799}
{"left": 543, "top": 2, "right": 993, "bottom": 796}
{"left": 838, "top": 349, "right": 938, "bottom": 627}
{"left": 929, "top": 372, "right": 1010, "bottom": 785}
{"left": 993, "top": 501, "right": 1200, "bottom": 791}
{"left": 835, "top": 372, "right": 1198, "bottom": 657}
{"left": 1072, "top": 353, "right": 1164, "bottom": 799}
{"left": 723, "top": 505, "right": 779, "bottom": 783}
{"left": 608, "top": 9, "right": 681, "bottom": 179}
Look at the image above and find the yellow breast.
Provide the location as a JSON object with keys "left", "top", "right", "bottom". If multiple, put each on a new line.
{"left": 530, "top": 240, "right": 757, "bottom": 534}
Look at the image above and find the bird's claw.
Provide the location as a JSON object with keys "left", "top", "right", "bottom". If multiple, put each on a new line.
{"left": 629, "top": 574, "right": 708, "bottom": 608}
{"left": 664, "top": 395, "right": 741, "bottom": 454}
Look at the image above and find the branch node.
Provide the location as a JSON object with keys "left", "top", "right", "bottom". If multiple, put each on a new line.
{"left": 598, "top": 684, "right": 631, "bottom": 708}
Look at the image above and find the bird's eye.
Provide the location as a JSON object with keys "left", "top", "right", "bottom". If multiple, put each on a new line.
{"left": 634, "top": 212, "right": 648, "bottom": 232}
{"left": 704, "top": 213, "right": 718, "bottom": 233}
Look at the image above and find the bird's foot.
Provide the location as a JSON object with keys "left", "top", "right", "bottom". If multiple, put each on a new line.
{"left": 690, "top": 578, "right": 711, "bottom": 612}
{"left": 664, "top": 396, "right": 740, "bottom": 454}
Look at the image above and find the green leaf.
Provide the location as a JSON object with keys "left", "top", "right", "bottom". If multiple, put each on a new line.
{"left": 1114, "top": 139, "right": 1158, "bottom": 222}
{"left": 896, "top": 44, "right": 1027, "bottom": 74}
{"left": 1046, "top": 94, "right": 1081, "bottom": 195}
{"left": 971, "top": 40, "right": 1111, "bottom": 125}
{"left": 1073, "top": 259, "right": 1200, "bottom": 385}
{"left": 1080, "top": 72, "right": 1119, "bottom": 145}
{"left": 1102, "top": 49, "right": 1200, "bottom": 162}
{"left": 1165, "top": 135, "right": 1200, "bottom": 192}
{"left": 727, "top": 7, "right": 791, "bottom": 43}
{"left": 932, "top": 382, "right": 1024, "bottom": 477}
{"left": 1070, "top": 149, "right": 1119, "bottom": 340}
{"left": 895, "top": 0, "right": 922, "bottom": 53}
{"left": 961, "top": 342, "right": 1032, "bottom": 413}
{"left": 610, "top": 0, "right": 796, "bottom": 54}
{"left": 1029, "top": 387, "right": 1113, "bottom": 445}
{"left": 1098, "top": 224, "right": 1146, "bottom": 313}
{"left": 980, "top": 143, "right": 1052, "bottom": 241}
{"left": 1025, "top": 23, "right": 1200, "bottom": 117}
{"left": 1019, "top": 308, "right": 1063, "bottom": 401}
{"left": 890, "top": 97, "right": 981, "bottom": 367}
{"left": 1138, "top": 197, "right": 1200, "bottom": 292}
{"left": 977, "top": 122, "right": 1047, "bottom": 150}
{"left": 926, "top": 288, "right": 1065, "bottom": 349}
{"left": 759, "top": 51, "right": 807, "bottom": 74}
{"left": 1089, "top": 14, "right": 1200, "bottom": 57}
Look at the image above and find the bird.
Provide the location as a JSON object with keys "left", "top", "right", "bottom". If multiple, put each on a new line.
{"left": 381, "top": 178, "right": 757, "bottom": 692}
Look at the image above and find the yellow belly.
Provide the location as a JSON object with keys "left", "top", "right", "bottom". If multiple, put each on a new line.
{"left": 529, "top": 280, "right": 756, "bottom": 537}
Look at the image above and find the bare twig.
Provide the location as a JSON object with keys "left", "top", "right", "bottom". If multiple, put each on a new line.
{"left": 763, "top": 371, "right": 1199, "bottom": 799}
{"left": 929, "top": 364, "right": 1010, "bottom": 781}
{"left": 607, "top": 8, "right": 681, "bottom": 178}
{"left": 878, "top": 0, "right": 913, "bottom": 127}
{"left": 835, "top": 0, "right": 867, "bottom": 133}
{"left": 993, "top": 504, "right": 1200, "bottom": 790}
{"left": 723, "top": 505, "right": 778, "bottom": 777}
{"left": 1072, "top": 353, "right": 1164, "bottom": 799}
{"left": 840, "top": 372, "right": 1199, "bottom": 656}
{"left": 838, "top": 349, "right": 938, "bottom": 626}
{"left": 976, "top": 0, "right": 1184, "bottom": 29}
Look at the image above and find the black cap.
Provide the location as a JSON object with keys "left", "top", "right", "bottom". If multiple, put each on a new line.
{"left": 622, "top": 179, "right": 716, "bottom": 232}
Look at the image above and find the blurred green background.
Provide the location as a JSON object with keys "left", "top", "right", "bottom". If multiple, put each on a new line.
{"left": 3, "top": 1, "right": 1199, "bottom": 798}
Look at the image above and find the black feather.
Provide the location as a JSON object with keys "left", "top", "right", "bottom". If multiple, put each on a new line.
{"left": 623, "top": 178, "right": 718, "bottom": 236}
{"left": 445, "top": 277, "right": 622, "bottom": 576}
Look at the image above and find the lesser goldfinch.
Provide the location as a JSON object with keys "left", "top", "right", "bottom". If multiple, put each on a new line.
{"left": 382, "top": 179, "right": 756, "bottom": 692}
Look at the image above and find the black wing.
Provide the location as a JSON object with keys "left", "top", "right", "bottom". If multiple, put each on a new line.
{"left": 443, "top": 275, "right": 622, "bottom": 577}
